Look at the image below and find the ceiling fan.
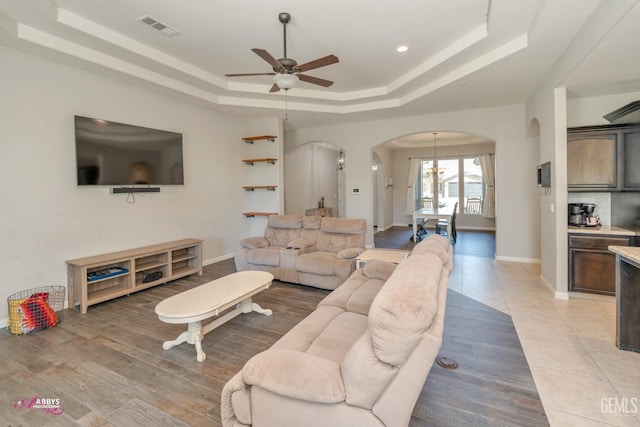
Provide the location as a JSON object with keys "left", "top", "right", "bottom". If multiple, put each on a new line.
{"left": 225, "top": 12, "right": 339, "bottom": 92}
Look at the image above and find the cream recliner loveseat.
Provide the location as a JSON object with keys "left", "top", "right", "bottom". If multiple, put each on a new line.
{"left": 234, "top": 214, "right": 366, "bottom": 290}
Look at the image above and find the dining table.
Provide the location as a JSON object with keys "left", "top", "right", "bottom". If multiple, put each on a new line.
{"left": 412, "top": 205, "right": 455, "bottom": 242}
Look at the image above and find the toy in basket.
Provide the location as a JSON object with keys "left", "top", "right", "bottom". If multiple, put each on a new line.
{"left": 7, "top": 286, "right": 65, "bottom": 335}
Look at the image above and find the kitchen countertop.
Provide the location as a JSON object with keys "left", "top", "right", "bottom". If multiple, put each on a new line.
{"left": 567, "top": 225, "right": 638, "bottom": 236}
{"left": 608, "top": 246, "right": 640, "bottom": 264}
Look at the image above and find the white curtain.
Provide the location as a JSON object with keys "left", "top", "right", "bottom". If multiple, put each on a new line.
{"left": 406, "top": 158, "right": 421, "bottom": 215}
{"left": 479, "top": 154, "right": 495, "bottom": 219}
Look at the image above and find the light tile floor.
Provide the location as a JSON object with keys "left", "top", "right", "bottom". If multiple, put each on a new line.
{"left": 451, "top": 254, "right": 640, "bottom": 426}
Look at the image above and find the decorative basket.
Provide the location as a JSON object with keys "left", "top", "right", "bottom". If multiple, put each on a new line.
{"left": 7, "top": 286, "right": 65, "bottom": 335}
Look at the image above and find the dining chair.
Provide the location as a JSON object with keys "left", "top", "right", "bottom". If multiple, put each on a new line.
{"left": 435, "top": 202, "right": 458, "bottom": 243}
{"left": 465, "top": 197, "right": 481, "bottom": 214}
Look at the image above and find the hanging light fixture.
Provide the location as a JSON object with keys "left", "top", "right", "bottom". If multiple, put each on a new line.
{"left": 337, "top": 149, "right": 345, "bottom": 170}
{"left": 426, "top": 132, "right": 446, "bottom": 178}
{"left": 273, "top": 73, "right": 299, "bottom": 90}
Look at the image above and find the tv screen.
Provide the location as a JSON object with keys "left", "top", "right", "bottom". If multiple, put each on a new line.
{"left": 74, "top": 116, "right": 184, "bottom": 186}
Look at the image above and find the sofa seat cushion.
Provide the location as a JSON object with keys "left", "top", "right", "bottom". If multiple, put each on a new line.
{"left": 246, "top": 247, "right": 284, "bottom": 267}
{"left": 273, "top": 305, "right": 368, "bottom": 366}
{"left": 306, "top": 311, "right": 368, "bottom": 364}
{"left": 319, "top": 270, "right": 385, "bottom": 316}
{"left": 274, "top": 305, "right": 345, "bottom": 352}
{"left": 296, "top": 252, "right": 338, "bottom": 275}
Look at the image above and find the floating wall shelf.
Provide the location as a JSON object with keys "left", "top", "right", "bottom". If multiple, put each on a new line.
{"left": 242, "top": 158, "right": 278, "bottom": 165}
{"left": 243, "top": 185, "right": 277, "bottom": 191}
{"left": 243, "top": 211, "right": 278, "bottom": 218}
{"left": 242, "top": 135, "right": 276, "bottom": 144}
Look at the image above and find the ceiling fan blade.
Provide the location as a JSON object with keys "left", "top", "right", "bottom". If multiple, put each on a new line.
{"left": 297, "top": 74, "right": 334, "bottom": 87}
{"left": 269, "top": 83, "right": 281, "bottom": 93}
{"left": 293, "top": 55, "right": 339, "bottom": 73}
{"left": 225, "top": 73, "right": 276, "bottom": 77}
{"left": 252, "top": 48, "right": 285, "bottom": 72}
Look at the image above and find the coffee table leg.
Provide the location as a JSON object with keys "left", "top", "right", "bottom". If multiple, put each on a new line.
{"left": 239, "top": 297, "right": 272, "bottom": 316}
{"left": 193, "top": 331, "right": 206, "bottom": 362}
{"left": 162, "top": 321, "right": 206, "bottom": 362}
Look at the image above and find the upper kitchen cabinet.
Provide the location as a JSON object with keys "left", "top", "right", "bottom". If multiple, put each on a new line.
{"left": 621, "top": 126, "right": 640, "bottom": 190}
{"left": 568, "top": 123, "right": 640, "bottom": 192}
{"left": 567, "top": 128, "right": 618, "bottom": 191}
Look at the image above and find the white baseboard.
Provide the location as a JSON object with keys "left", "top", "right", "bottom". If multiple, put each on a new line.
{"left": 554, "top": 291, "right": 569, "bottom": 300}
{"left": 203, "top": 253, "right": 234, "bottom": 266}
{"left": 0, "top": 318, "right": 6, "bottom": 329}
{"left": 495, "top": 255, "right": 541, "bottom": 264}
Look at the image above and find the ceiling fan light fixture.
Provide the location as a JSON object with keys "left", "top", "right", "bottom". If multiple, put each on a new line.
{"left": 273, "top": 73, "right": 299, "bottom": 90}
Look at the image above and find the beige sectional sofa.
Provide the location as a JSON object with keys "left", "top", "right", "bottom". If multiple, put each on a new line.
{"left": 222, "top": 234, "right": 453, "bottom": 427}
{"left": 234, "top": 215, "right": 367, "bottom": 290}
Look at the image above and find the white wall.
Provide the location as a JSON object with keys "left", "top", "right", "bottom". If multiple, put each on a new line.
{"left": 567, "top": 91, "right": 640, "bottom": 127}
{"left": 0, "top": 45, "right": 252, "bottom": 321}
{"left": 526, "top": 79, "right": 568, "bottom": 296}
{"left": 372, "top": 146, "right": 394, "bottom": 230}
{"left": 286, "top": 105, "right": 538, "bottom": 260}
{"left": 284, "top": 143, "right": 339, "bottom": 216}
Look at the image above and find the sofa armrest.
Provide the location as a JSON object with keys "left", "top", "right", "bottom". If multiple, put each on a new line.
{"left": 221, "top": 371, "right": 252, "bottom": 426}
{"left": 239, "top": 237, "right": 269, "bottom": 249}
{"left": 337, "top": 247, "right": 365, "bottom": 259}
{"left": 242, "top": 348, "right": 345, "bottom": 404}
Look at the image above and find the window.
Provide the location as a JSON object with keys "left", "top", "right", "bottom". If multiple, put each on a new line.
{"left": 416, "top": 156, "right": 485, "bottom": 214}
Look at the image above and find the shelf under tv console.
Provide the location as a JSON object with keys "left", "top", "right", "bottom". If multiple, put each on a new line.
{"left": 66, "top": 239, "right": 203, "bottom": 314}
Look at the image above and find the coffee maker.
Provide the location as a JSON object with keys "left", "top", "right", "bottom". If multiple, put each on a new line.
{"left": 568, "top": 203, "right": 599, "bottom": 226}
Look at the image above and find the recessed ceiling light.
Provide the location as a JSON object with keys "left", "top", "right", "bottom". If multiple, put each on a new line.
{"left": 396, "top": 45, "right": 408, "bottom": 53}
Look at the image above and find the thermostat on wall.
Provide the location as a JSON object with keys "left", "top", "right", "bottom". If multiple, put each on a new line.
{"left": 352, "top": 188, "right": 361, "bottom": 195}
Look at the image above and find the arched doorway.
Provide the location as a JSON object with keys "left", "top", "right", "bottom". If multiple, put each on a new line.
{"left": 371, "top": 131, "right": 496, "bottom": 241}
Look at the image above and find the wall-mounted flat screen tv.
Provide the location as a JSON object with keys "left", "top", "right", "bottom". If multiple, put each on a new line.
{"left": 74, "top": 115, "right": 184, "bottom": 186}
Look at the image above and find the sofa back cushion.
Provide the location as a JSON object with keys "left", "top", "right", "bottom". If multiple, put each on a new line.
{"left": 411, "top": 234, "right": 453, "bottom": 271}
{"left": 368, "top": 253, "right": 442, "bottom": 366}
{"left": 300, "top": 215, "right": 322, "bottom": 242}
{"left": 315, "top": 218, "right": 366, "bottom": 253}
{"left": 264, "top": 215, "right": 303, "bottom": 247}
{"left": 340, "top": 253, "right": 444, "bottom": 408}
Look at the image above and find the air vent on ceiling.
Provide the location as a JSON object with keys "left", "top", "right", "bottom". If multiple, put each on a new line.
{"left": 137, "top": 15, "right": 181, "bottom": 37}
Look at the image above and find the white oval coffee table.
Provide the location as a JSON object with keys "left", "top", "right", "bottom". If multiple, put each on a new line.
{"left": 155, "top": 271, "right": 273, "bottom": 362}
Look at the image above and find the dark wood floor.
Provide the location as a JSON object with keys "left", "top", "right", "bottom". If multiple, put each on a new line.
{"left": 0, "top": 228, "right": 547, "bottom": 426}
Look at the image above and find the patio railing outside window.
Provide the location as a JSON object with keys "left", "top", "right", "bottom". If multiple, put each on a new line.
{"left": 416, "top": 156, "right": 485, "bottom": 214}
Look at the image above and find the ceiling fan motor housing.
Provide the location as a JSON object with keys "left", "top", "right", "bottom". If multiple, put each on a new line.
{"left": 277, "top": 57, "right": 298, "bottom": 72}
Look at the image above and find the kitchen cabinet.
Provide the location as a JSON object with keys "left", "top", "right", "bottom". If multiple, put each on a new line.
{"left": 568, "top": 234, "right": 632, "bottom": 295}
{"left": 621, "top": 127, "right": 640, "bottom": 190}
{"left": 567, "top": 129, "right": 618, "bottom": 190}
{"left": 568, "top": 123, "right": 640, "bottom": 192}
